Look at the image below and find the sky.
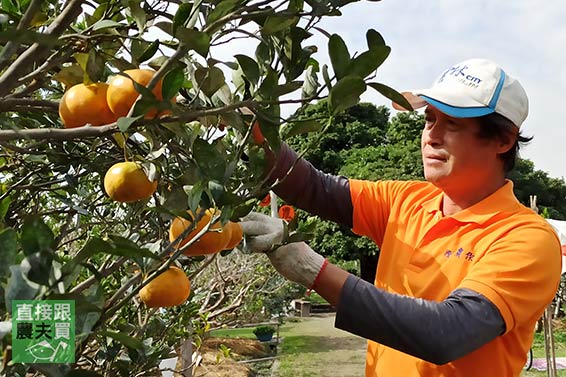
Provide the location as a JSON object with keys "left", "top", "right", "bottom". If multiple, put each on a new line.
{"left": 159, "top": 1, "right": 566, "bottom": 180}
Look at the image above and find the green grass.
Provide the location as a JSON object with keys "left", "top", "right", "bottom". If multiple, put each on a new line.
{"left": 209, "top": 319, "right": 566, "bottom": 377}
{"left": 521, "top": 328, "right": 566, "bottom": 376}
{"left": 209, "top": 327, "right": 256, "bottom": 339}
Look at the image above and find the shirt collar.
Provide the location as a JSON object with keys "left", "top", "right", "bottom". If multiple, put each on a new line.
{"left": 421, "top": 180, "right": 520, "bottom": 224}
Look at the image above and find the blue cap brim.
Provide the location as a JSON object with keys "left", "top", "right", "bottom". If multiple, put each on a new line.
{"left": 419, "top": 95, "right": 495, "bottom": 118}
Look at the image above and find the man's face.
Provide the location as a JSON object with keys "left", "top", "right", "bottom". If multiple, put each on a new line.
{"left": 421, "top": 106, "right": 505, "bottom": 191}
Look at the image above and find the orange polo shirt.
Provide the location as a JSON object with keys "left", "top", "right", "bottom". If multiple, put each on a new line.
{"left": 349, "top": 179, "right": 561, "bottom": 377}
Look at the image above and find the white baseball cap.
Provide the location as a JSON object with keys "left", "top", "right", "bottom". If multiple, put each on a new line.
{"left": 393, "top": 58, "right": 529, "bottom": 128}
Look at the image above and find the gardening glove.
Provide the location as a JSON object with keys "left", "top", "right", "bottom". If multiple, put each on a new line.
{"left": 241, "top": 212, "right": 327, "bottom": 288}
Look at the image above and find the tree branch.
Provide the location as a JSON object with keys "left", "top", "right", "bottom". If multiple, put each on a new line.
{"left": 0, "top": 98, "right": 59, "bottom": 112}
{"left": 0, "top": 0, "right": 44, "bottom": 70}
{"left": 0, "top": 0, "right": 85, "bottom": 96}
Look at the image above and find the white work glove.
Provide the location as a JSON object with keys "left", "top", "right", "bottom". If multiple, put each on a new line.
{"left": 240, "top": 212, "right": 326, "bottom": 288}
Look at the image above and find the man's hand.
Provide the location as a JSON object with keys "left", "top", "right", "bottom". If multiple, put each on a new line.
{"left": 240, "top": 211, "right": 286, "bottom": 252}
{"left": 241, "top": 212, "right": 326, "bottom": 288}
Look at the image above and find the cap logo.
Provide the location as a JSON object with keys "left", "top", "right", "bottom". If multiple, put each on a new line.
{"left": 438, "top": 64, "right": 482, "bottom": 88}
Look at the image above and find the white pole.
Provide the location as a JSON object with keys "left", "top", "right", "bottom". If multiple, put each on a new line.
{"left": 270, "top": 191, "right": 279, "bottom": 218}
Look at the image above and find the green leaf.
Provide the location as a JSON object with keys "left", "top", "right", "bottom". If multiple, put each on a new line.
{"left": 91, "top": 19, "right": 122, "bottom": 31}
{"left": 194, "top": 66, "right": 225, "bottom": 97}
{"left": 366, "top": 29, "right": 386, "bottom": 50}
{"left": 173, "top": 3, "right": 192, "bottom": 35}
{"left": 275, "top": 81, "right": 303, "bottom": 96}
{"left": 208, "top": 181, "right": 225, "bottom": 205}
{"left": 128, "top": 0, "right": 146, "bottom": 31}
{"left": 235, "top": 54, "right": 260, "bottom": 87}
{"left": 262, "top": 15, "right": 299, "bottom": 35}
{"left": 256, "top": 105, "right": 281, "bottom": 150}
{"left": 5, "top": 265, "right": 39, "bottom": 313}
{"left": 302, "top": 64, "right": 319, "bottom": 99}
{"left": 347, "top": 46, "right": 390, "bottom": 79}
{"left": 116, "top": 115, "right": 142, "bottom": 132}
{"left": 62, "top": 236, "right": 159, "bottom": 276}
{"left": 106, "top": 235, "right": 160, "bottom": 260}
{"left": 288, "top": 0, "right": 305, "bottom": 12}
{"left": 258, "top": 67, "right": 278, "bottom": 101}
{"left": 138, "top": 39, "right": 160, "bottom": 63}
{"left": 0, "top": 228, "right": 17, "bottom": 278}
{"left": 328, "top": 76, "right": 366, "bottom": 115}
{"left": 22, "top": 251, "right": 53, "bottom": 286}
{"left": 284, "top": 119, "right": 322, "bottom": 138}
{"left": 328, "top": 34, "right": 350, "bottom": 80}
{"left": 175, "top": 27, "right": 210, "bottom": 58}
{"left": 187, "top": 181, "right": 205, "bottom": 215}
{"left": 207, "top": 0, "right": 241, "bottom": 25}
{"left": 255, "top": 41, "right": 273, "bottom": 69}
{"left": 21, "top": 216, "right": 54, "bottom": 256}
{"left": 193, "top": 139, "right": 227, "bottom": 181}
{"left": 368, "top": 82, "right": 413, "bottom": 111}
{"left": 162, "top": 67, "right": 185, "bottom": 100}
{"left": 85, "top": 49, "right": 106, "bottom": 83}
{"left": 322, "top": 64, "right": 332, "bottom": 90}
{"left": 100, "top": 330, "right": 145, "bottom": 351}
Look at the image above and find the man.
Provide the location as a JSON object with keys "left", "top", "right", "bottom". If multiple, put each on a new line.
{"left": 241, "top": 58, "right": 562, "bottom": 376}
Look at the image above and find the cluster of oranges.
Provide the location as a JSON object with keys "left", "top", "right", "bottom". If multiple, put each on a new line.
{"left": 137, "top": 209, "right": 243, "bottom": 308}
{"left": 58, "top": 68, "right": 170, "bottom": 129}
{"left": 57, "top": 70, "right": 251, "bottom": 308}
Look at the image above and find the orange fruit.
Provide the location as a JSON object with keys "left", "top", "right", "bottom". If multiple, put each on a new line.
{"left": 59, "top": 82, "right": 118, "bottom": 128}
{"left": 106, "top": 68, "right": 172, "bottom": 118}
{"left": 223, "top": 222, "right": 243, "bottom": 250}
{"left": 103, "top": 161, "right": 157, "bottom": 202}
{"left": 252, "top": 121, "right": 265, "bottom": 144}
{"left": 259, "top": 193, "right": 271, "bottom": 207}
{"left": 278, "top": 205, "right": 295, "bottom": 222}
{"left": 169, "top": 209, "right": 230, "bottom": 256}
{"left": 139, "top": 266, "right": 190, "bottom": 308}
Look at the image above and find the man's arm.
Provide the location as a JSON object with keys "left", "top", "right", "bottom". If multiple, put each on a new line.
{"left": 316, "top": 264, "right": 506, "bottom": 365}
{"left": 266, "top": 143, "right": 353, "bottom": 228}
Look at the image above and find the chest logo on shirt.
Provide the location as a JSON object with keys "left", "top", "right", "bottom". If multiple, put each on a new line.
{"left": 444, "top": 247, "right": 474, "bottom": 262}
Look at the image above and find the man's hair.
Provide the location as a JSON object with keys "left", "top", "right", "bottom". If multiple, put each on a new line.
{"left": 475, "top": 113, "right": 533, "bottom": 173}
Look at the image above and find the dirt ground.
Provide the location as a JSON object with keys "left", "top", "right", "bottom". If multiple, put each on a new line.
{"left": 190, "top": 313, "right": 367, "bottom": 377}
{"left": 191, "top": 337, "right": 272, "bottom": 377}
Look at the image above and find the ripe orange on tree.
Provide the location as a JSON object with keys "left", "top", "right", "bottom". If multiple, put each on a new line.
{"left": 169, "top": 208, "right": 231, "bottom": 256}
{"left": 139, "top": 266, "right": 191, "bottom": 308}
{"left": 223, "top": 221, "right": 243, "bottom": 250}
{"left": 59, "top": 82, "right": 118, "bottom": 128}
{"left": 106, "top": 68, "right": 173, "bottom": 118}
{"left": 278, "top": 205, "right": 295, "bottom": 222}
{"left": 259, "top": 193, "right": 271, "bottom": 207}
{"left": 103, "top": 161, "right": 157, "bottom": 203}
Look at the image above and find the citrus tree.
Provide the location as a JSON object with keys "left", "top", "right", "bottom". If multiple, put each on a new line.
{"left": 0, "top": 0, "right": 409, "bottom": 375}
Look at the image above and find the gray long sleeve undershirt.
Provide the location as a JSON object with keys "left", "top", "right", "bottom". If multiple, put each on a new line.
{"left": 336, "top": 275, "right": 506, "bottom": 364}
{"left": 268, "top": 143, "right": 507, "bottom": 364}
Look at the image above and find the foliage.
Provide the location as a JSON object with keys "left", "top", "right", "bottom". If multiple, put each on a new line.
{"left": 0, "top": 0, "right": 408, "bottom": 374}
{"left": 252, "top": 325, "right": 275, "bottom": 337}
{"left": 508, "top": 159, "right": 566, "bottom": 219}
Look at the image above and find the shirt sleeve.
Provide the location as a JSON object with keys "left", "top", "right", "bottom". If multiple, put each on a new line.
{"left": 335, "top": 275, "right": 506, "bottom": 364}
{"left": 458, "top": 222, "right": 562, "bottom": 333}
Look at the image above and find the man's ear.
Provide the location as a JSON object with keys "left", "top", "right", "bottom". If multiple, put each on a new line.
{"left": 497, "top": 128, "right": 518, "bottom": 154}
